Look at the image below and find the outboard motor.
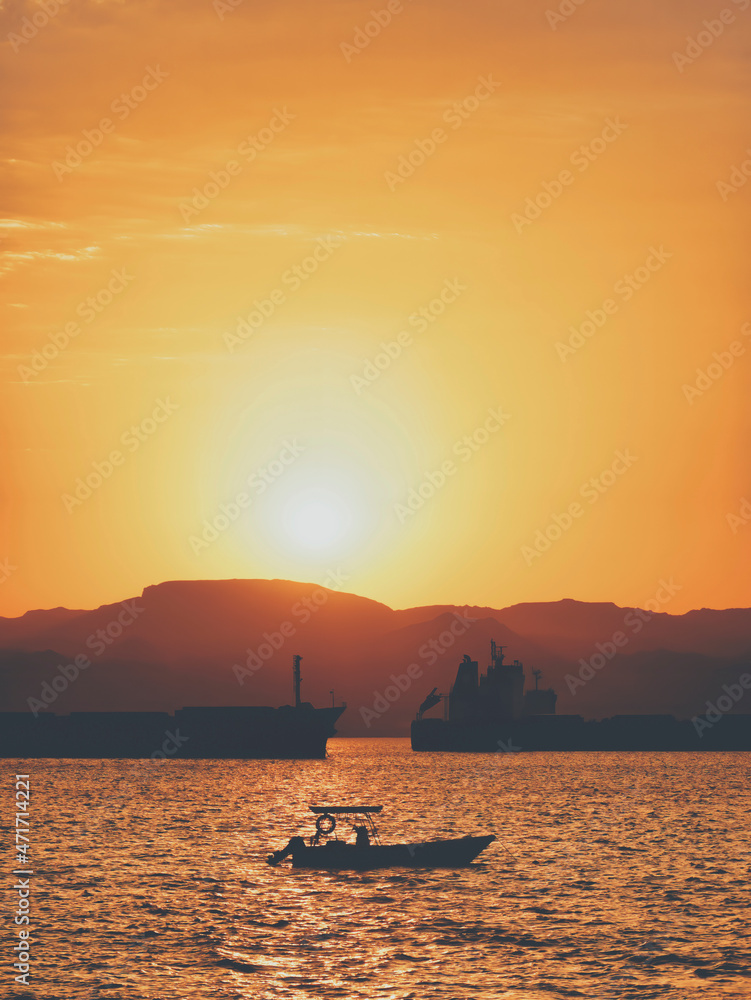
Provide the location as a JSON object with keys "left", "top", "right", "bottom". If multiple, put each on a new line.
{"left": 267, "top": 836, "right": 305, "bottom": 866}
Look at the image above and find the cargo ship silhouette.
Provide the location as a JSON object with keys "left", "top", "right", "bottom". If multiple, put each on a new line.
{"left": 0, "top": 655, "right": 345, "bottom": 759}
{"left": 411, "top": 641, "right": 751, "bottom": 751}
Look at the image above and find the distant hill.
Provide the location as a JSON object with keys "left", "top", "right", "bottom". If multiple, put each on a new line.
{"left": 1, "top": 580, "right": 749, "bottom": 735}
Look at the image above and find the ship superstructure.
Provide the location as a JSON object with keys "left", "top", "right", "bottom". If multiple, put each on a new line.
{"left": 444, "top": 641, "right": 556, "bottom": 725}
{"left": 412, "top": 640, "right": 750, "bottom": 751}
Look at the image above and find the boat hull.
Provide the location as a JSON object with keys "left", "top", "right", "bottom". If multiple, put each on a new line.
{"left": 0, "top": 705, "right": 345, "bottom": 759}
{"left": 288, "top": 835, "right": 495, "bottom": 869}
{"left": 411, "top": 716, "right": 751, "bottom": 752}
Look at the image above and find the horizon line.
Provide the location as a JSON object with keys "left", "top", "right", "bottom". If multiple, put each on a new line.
{"left": 1, "top": 574, "right": 748, "bottom": 621}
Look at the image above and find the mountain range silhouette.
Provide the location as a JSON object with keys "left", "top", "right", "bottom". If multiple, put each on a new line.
{"left": 1, "top": 579, "right": 750, "bottom": 735}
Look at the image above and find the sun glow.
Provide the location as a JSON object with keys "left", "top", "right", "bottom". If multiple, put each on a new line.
{"left": 1, "top": 0, "right": 748, "bottom": 618}
{"left": 283, "top": 489, "right": 352, "bottom": 552}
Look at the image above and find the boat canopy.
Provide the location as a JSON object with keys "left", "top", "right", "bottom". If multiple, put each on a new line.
{"left": 309, "top": 805, "right": 383, "bottom": 814}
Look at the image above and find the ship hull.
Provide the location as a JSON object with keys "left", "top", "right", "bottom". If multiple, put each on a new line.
{"left": 411, "top": 715, "right": 751, "bottom": 752}
{"left": 287, "top": 835, "right": 495, "bottom": 870}
{"left": 0, "top": 705, "right": 345, "bottom": 760}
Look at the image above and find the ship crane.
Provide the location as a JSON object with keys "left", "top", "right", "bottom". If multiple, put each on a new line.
{"left": 417, "top": 687, "right": 441, "bottom": 719}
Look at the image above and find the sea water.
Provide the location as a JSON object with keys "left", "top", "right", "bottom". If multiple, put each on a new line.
{"left": 2, "top": 740, "right": 750, "bottom": 999}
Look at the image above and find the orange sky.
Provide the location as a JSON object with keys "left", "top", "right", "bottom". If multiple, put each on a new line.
{"left": 1, "top": 0, "right": 750, "bottom": 618}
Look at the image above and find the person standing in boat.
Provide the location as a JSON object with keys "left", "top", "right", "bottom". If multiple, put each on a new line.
{"left": 354, "top": 825, "right": 370, "bottom": 848}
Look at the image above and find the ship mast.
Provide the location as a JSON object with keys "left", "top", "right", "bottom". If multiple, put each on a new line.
{"left": 292, "top": 655, "right": 302, "bottom": 707}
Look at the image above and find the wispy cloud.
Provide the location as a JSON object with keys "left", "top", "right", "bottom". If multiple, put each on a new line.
{"left": 0, "top": 245, "right": 102, "bottom": 275}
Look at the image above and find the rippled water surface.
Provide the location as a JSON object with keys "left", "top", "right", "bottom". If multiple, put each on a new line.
{"left": 4, "top": 740, "right": 751, "bottom": 999}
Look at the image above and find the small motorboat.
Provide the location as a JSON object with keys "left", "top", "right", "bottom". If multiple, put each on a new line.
{"left": 266, "top": 805, "right": 495, "bottom": 870}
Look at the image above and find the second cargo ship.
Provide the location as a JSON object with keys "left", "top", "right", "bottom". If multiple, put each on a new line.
{"left": 411, "top": 640, "right": 751, "bottom": 751}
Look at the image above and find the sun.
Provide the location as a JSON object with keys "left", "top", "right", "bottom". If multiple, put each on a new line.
{"left": 243, "top": 433, "right": 393, "bottom": 573}
{"left": 282, "top": 489, "right": 352, "bottom": 552}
